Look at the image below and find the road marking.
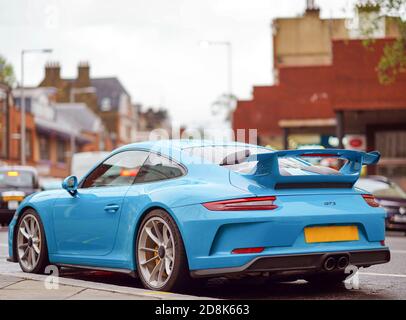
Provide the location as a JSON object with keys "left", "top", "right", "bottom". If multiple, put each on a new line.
{"left": 360, "top": 272, "right": 406, "bottom": 278}
{"left": 390, "top": 249, "right": 406, "bottom": 254}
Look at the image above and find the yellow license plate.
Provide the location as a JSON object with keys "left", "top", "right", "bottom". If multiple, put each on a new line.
{"left": 304, "top": 226, "right": 359, "bottom": 243}
{"left": 2, "top": 196, "right": 24, "bottom": 202}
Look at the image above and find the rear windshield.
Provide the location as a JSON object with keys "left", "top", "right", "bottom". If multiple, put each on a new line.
{"left": 0, "top": 170, "right": 35, "bottom": 188}
{"left": 183, "top": 146, "right": 341, "bottom": 176}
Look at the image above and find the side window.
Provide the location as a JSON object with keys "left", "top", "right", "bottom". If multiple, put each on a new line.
{"left": 82, "top": 151, "right": 149, "bottom": 188}
{"left": 136, "top": 153, "right": 185, "bottom": 183}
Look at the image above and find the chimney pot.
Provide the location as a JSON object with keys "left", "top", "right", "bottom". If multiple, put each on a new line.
{"left": 77, "top": 61, "right": 90, "bottom": 86}
{"left": 44, "top": 61, "right": 61, "bottom": 82}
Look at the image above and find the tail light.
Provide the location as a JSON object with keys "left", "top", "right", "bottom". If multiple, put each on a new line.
{"left": 203, "top": 196, "right": 277, "bottom": 211}
{"left": 232, "top": 247, "right": 264, "bottom": 254}
{"left": 362, "top": 194, "right": 380, "bottom": 207}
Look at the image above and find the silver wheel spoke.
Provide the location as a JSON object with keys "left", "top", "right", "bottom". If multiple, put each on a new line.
{"left": 23, "top": 220, "right": 31, "bottom": 235}
{"left": 140, "top": 255, "right": 159, "bottom": 266}
{"left": 21, "top": 247, "right": 29, "bottom": 259}
{"left": 149, "top": 261, "right": 161, "bottom": 282}
{"left": 33, "top": 244, "right": 40, "bottom": 255}
{"left": 164, "top": 258, "right": 171, "bottom": 275}
{"left": 27, "top": 249, "right": 32, "bottom": 267}
{"left": 34, "top": 225, "right": 39, "bottom": 238}
{"left": 30, "top": 248, "right": 36, "bottom": 266}
{"left": 139, "top": 247, "right": 157, "bottom": 253}
{"left": 158, "top": 260, "right": 165, "bottom": 283}
{"left": 163, "top": 225, "right": 169, "bottom": 246}
{"left": 30, "top": 219, "right": 35, "bottom": 237}
{"left": 166, "top": 248, "right": 174, "bottom": 262}
{"left": 152, "top": 220, "right": 163, "bottom": 243}
{"left": 19, "top": 227, "right": 30, "bottom": 239}
{"left": 145, "top": 227, "right": 160, "bottom": 245}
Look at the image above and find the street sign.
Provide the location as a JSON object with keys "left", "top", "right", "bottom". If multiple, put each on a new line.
{"left": 345, "top": 134, "right": 366, "bottom": 151}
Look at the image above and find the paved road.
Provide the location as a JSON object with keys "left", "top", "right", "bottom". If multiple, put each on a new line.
{"left": 1, "top": 227, "right": 405, "bottom": 299}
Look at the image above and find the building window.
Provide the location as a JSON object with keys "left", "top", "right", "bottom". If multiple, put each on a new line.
{"left": 39, "top": 135, "right": 50, "bottom": 161}
{"left": 14, "top": 97, "right": 32, "bottom": 113}
{"left": 101, "top": 97, "right": 111, "bottom": 111}
{"left": 56, "top": 140, "right": 66, "bottom": 163}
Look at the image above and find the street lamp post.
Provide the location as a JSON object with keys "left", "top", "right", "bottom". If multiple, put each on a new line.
{"left": 20, "top": 48, "right": 52, "bottom": 165}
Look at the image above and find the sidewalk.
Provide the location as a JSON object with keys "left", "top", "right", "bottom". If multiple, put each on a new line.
{"left": 0, "top": 272, "right": 210, "bottom": 300}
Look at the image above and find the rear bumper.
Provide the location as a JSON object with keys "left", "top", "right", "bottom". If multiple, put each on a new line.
{"left": 190, "top": 248, "right": 390, "bottom": 278}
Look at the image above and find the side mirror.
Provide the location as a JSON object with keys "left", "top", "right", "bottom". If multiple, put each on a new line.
{"left": 62, "top": 175, "right": 78, "bottom": 196}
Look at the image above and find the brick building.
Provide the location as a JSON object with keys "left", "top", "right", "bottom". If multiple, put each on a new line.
{"left": 233, "top": 5, "right": 406, "bottom": 181}
{"left": 38, "top": 62, "right": 138, "bottom": 147}
{"left": 0, "top": 86, "right": 109, "bottom": 178}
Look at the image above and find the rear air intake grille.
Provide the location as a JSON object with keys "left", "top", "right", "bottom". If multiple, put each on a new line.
{"left": 274, "top": 182, "right": 353, "bottom": 190}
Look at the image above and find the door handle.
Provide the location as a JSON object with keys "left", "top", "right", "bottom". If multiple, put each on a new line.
{"left": 104, "top": 204, "right": 120, "bottom": 213}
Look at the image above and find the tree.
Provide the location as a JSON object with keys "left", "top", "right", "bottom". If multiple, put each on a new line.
{"left": 211, "top": 93, "right": 237, "bottom": 123}
{"left": 0, "top": 55, "right": 15, "bottom": 86}
{"left": 358, "top": 0, "right": 406, "bottom": 84}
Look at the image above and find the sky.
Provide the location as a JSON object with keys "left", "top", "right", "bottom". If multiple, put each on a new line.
{"left": 0, "top": 0, "right": 356, "bottom": 129}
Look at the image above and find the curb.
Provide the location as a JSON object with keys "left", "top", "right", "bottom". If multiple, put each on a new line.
{"left": 0, "top": 271, "right": 215, "bottom": 300}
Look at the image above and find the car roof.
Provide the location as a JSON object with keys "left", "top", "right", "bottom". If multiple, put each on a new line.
{"left": 116, "top": 139, "right": 265, "bottom": 152}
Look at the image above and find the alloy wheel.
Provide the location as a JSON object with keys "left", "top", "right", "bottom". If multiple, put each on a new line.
{"left": 137, "top": 217, "right": 175, "bottom": 289}
{"left": 17, "top": 214, "right": 41, "bottom": 271}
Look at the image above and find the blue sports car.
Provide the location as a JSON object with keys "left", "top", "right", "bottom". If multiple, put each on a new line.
{"left": 7, "top": 140, "right": 390, "bottom": 291}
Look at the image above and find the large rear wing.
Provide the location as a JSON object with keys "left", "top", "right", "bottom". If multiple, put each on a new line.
{"left": 243, "top": 149, "right": 380, "bottom": 189}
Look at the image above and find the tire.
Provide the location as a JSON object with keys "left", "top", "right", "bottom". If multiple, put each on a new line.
{"left": 305, "top": 272, "right": 347, "bottom": 286}
{"left": 136, "top": 209, "right": 190, "bottom": 292}
{"left": 15, "top": 209, "right": 49, "bottom": 273}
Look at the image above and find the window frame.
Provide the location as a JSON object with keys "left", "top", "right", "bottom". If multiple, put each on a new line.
{"left": 56, "top": 139, "right": 67, "bottom": 164}
{"left": 78, "top": 148, "right": 187, "bottom": 189}
{"left": 79, "top": 149, "right": 150, "bottom": 189}
{"left": 133, "top": 151, "right": 187, "bottom": 185}
{"left": 38, "top": 134, "right": 50, "bottom": 161}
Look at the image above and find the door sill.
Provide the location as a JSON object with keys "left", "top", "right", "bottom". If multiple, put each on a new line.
{"left": 56, "top": 263, "right": 137, "bottom": 278}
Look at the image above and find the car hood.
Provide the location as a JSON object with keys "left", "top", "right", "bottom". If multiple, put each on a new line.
{"left": 0, "top": 186, "right": 39, "bottom": 196}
